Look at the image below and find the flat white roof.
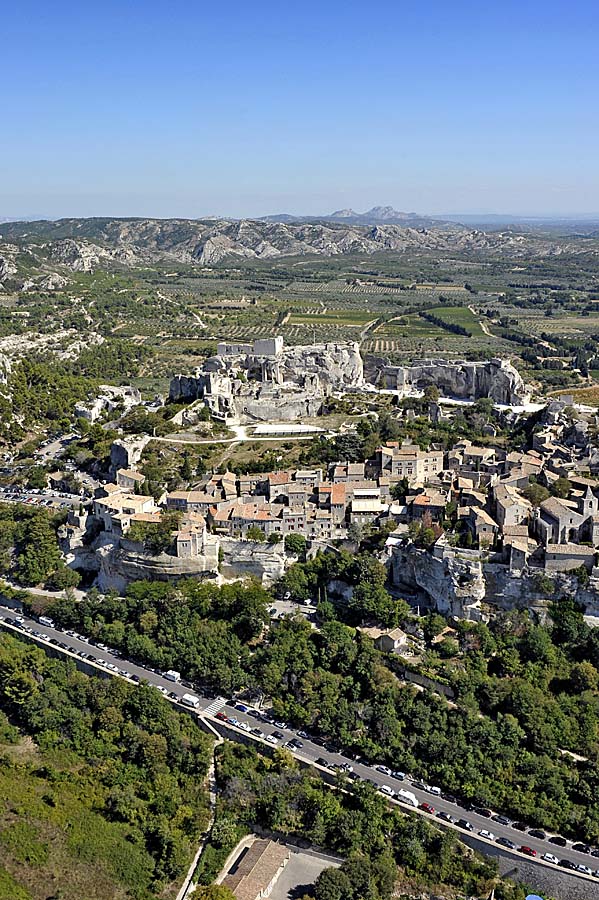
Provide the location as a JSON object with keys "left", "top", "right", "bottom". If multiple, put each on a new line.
{"left": 253, "top": 423, "right": 323, "bottom": 435}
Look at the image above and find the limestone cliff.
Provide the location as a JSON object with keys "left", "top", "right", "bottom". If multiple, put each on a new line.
{"left": 389, "top": 540, "right": 485, "bottom": 619}
{"left": 380, "top": 358, "right": 531, "bottom": 405}
{"left": 219, "top": 538, "right": 287, "bottom": 584}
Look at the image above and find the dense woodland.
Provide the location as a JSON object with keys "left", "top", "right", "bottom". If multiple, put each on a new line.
{"left": 40, "top": 565, "right": 599, "bottom": 845}
{"left": 196, "top": 741, "right": 531, "bottom": 900}
{"left": 0, "top": 632, "right": 212, "bottom": 900}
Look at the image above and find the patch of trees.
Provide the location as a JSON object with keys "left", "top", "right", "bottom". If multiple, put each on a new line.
{"left": 2, "top": 339, "right": 149, "bottom": 438}
{"left": 0, "top": 632, "right": 212, "bottom": 895}
{"left": 46, "top": 579, "right": 271, "bottom": 694}
{"left": 419, "top": 311, "right": 472, "bottom": 337}
{"left": 44, "top": 569, "right": 599, "bottom": 843}
{"left": 0, "top": 502, "right": 79, "bottom": 589}
{"left": 204, "top": 742, "right": 522, "bottom": 900}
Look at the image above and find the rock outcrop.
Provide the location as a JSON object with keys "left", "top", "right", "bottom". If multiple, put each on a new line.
{"left": 380, "top": 358, "right": 531, "bottom": 405}
{"left": 389, "top": 538, "right": 485, "bottom": 619}
{"left": 170, "top": 338, "right": 363, "bottom": 423}
{"left": 110, "top": 436, "right": 151, "bottom": 473}
{"left": 219, "top": 538, "right": 287, "bottom": 584}
{"left": 0, "top": 254, "right": 17, "bottom": 284}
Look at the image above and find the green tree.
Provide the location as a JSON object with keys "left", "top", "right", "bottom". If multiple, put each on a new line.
{"left": 16, "top": 513, "right": 62, "bottom": 586}
{"left": 315, "top": 866, "right": 353, "bottom": 900}
{"left": 285, "top": 533, "right": 307, "bottom": 556}
{"left": 551, "top": 477, "right": 572, "bottom": 499}
{"left": 246, "top": 525, "right": 266, "bottom": 542}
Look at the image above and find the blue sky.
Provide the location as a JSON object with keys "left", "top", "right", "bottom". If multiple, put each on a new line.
{"left": 2, "top": 0, "right": 598, "bottom": 218}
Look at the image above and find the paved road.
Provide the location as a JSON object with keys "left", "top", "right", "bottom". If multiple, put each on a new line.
{"left": 0, "top": 605, "right": 597, "bottom": 888}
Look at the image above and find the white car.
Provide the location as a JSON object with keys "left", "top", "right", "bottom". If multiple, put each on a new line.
{"left": 576, "top": 864, "right": 592, "bottom": 876}
{"left": 542, "top": 853, "right": 559, "bottom": 865}
{"left": 379, "top": 785, "right": 395, "bottom": 797}
{"left": 265, "top": 734, "right": 278, "bottom": 744}
{"left": 478, "top": 830, "right": 495, "bottom": 841}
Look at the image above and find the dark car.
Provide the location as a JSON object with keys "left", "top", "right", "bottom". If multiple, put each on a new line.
{"left": 412, "top": 781, "right": 426, "bottom": 791}
{"left": 442, "top": 793, "right": 458, "bottom": 804}
{"left": 456, "top": 819, "right": 473, "bottom": 831}
{"left": 272, "top": 730, "right": 285, "bottom": 740}
{"left": 315, "top": 757, "right": 329, "bottom": 768}
{"left": 573, "top": 843, "right": 591, "bottom": 854}
{"left": 496, "top": 837, "right": 517, "bottom": 849}
{"left": 471, "top": 806, "right": 493, "bottom": 818}
{"left": 559, "top": 859, "right": 576, "bottom": 870}
{"left": 590, "top": 848, "right": 599, "bottom": 858}
{"left": 519, "top": 846, "right": 537, "bottom": 857}
{"left": 528, "top": 829, "right": 546, "bottom": 840}
{"left": 130, "top": 674, "right": 140, "bottom": 683}
{"left": 312, "top": 737, "right": 325, "bottom": 747}
{"left": 492, "top": 815, "right": 511, "bottom": 826}
{"left": 512, "top": 821, "right": 528, "bottom": 831}
{"left": 288, "top": 739, "right": 303, "bottom": 749}
{"left": 549, "top": 835, "right": 567, "bottom": 847}
{"left": 437, "top": 811, "right": 455, "bottom": 823}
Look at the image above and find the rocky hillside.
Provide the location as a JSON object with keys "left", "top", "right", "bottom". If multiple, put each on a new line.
{"left": 1, "top": 216, "right": 598, "bottom": 280}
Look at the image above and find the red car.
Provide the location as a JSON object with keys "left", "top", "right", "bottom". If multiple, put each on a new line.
{"left": 215, "top": 712, "right": 228, "bottom": 721}
{"left": 519, "top": 846, "right": 537, "bottom": 857}
{"left": 420, "top": 802, "right": 436, "bottom": 815}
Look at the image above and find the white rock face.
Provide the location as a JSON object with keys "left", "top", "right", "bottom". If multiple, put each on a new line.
{"left": 0, "top": 255, "right": 17, "bottom": 283}
{"left": 389, "top": 539, "right": 484, "bottom": 619}
{"left": 381, "top": 358, "right": 531, "bottom": 405}
{"left": 219, "top": 538, "right": 287, "bottom": 584}
{"left": 110, "top": 436, "right": 151, "bottom": 473}
{"left": 46, "top": 239, "right": 107, "bottom": 271}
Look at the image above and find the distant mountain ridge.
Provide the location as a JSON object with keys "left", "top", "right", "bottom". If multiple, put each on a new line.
{"left": 1, "top": 216, "right": 597, "bottom": 286}
{"left": 261, "top": 206, "right": 451, "bottom": 227}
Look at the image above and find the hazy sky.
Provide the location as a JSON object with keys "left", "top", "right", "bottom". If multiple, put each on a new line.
{"left": 3, "top": 0, "right": 598, "bottom": 218}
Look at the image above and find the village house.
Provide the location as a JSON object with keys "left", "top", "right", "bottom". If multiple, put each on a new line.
{"left": 116, "top": 468, "right": 146, "bottom": 491}
{"left": 357, "top": 624, "right": 409, "bottom": 653}
{"left": 378, "top": 442, "right": 444, "bottom": 482}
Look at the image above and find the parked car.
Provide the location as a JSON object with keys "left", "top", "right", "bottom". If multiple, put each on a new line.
{"left": 549, "top": 835, "right": 567, "bottom": 847}
{"left": 529, "top": 829, "right": 546, "bottom": 840}
{"left": 559, "top": 859, "right": 576, "bottom": 870}
{"left": 478, "top": 830, "right": 495, "bottom": 841}
{"left": 542, "top": 853, "right": 559, "bottom": 865}
{"left": 519, "top": 846, "right": 537, "bottom": 857}
{"left": 496, "top": 837, "right": 517, "bottom": 849}
{"left": 419, "top": 802, "right": 435, "bottom": 815}
{"left": 456, "top": 819, "right": 473, "bottom": 831}
{"left": 492, "top": 814, "right": 511, "bottom": 826}
{"left": 437, "top": 811, "right": 455, "bottom": 823}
